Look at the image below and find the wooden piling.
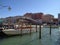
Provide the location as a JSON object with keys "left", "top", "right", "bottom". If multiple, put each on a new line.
{"left": 39, "top": 24, "right": 41, "bottom": 39}
{"left": 50, "top": 24, "right": 51, "bottom": 35}
{"left": 20, "top": 23, "right": 23, "bottom": 36}
{"left": 30, "top": 23, "right": 31, "bottom": 34}
{"left": 36, "top": 25, "right": 37, "bottom": 32}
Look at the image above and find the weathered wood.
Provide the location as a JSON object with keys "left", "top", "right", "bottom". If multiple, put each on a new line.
{"left": 30, "top": 23, "right": 31, "bottom": 34}
{"left": 50, "top": 24, "right": 51, "bottom": 35}
{"left": 39, "top": 24, "right": 41, "bottom": 39}
{"left": 36, "top": 25, "right": 37, "bottom": 32}
{"left": 20, "top": 23, "right": 23, "bottom": 36}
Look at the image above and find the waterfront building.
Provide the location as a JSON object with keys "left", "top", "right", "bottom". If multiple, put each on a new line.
{"left": 24, "top": 13, "right": 32, "bottom": 18}
{"left": 32, "top": 13, "right": 43, "bottom": 20}
{"left": 42, "top": 14, "right": 54, "bottom": 23}
{"left": 24, "top": 12, "right": 43, "bottom": 20}
{"left": 53, "top": 18, "right": 58, "bottom": 25}
{"left": 24, "top": 13, "right": 43, "bottom": 24}
{"left": 58, "top": 13, "right": 60, "bottom": 24}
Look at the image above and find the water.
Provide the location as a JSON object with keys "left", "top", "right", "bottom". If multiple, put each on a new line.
{"left": 0, "top": 27, "right": 60, "bottom": 45}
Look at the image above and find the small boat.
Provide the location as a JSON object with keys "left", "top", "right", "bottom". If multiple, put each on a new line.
{"left": 2, "top": 29, "right": 21, "bottom": 36}
{"left": 2, "top": 24, "right": 37, "bottom": 36}
{"left": 2, "top": 24, "right": 21, "bottom": 36}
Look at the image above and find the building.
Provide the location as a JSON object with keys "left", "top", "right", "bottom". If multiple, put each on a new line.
{"left": 32, "top": 13, "right": 43, "bottom": 20}
{"left": 24, "top": 12, "right": 43, "bottom": 23}
{"left": 53, "top": 18, "right": 58, "bottom": 25}
{"left": 24, "top": 12, "right": 43, "bottom": 20}
{"left": 58, "top": 13, "right": 60, "bottom": 24}
{"left": 24, "top": 13, "right": 32, "bottom": 18}
{"left": 42, "top": 14, "right": 54, "bottom": 23}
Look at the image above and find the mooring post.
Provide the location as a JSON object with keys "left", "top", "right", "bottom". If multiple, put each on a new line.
{"left": 30, "top": 23, "right": 31, "bottom": 34}
{"left": 39, "top": 24, "right": 41, "bottom": 39}
{"left": 36, "top": 25, "right": 37, "bottom": 32}
{"left": 20, "top": 23, "right": 23, "bottom": 36}
{"left": 50, "top": 24, "right": 51, "bottom": 35}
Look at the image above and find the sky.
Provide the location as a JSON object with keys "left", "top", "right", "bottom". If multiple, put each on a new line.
{"left": 0, "top": 0, "right": 60, "bottom": 18}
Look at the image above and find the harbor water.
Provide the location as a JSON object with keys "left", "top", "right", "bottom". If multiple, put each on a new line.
{"left": 0, "top": 27, "right": 60, "bottom": 45}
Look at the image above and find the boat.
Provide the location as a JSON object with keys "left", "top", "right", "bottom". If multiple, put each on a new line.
{"left": 2, "top": 24, "right": 21, "bottom": 36}
{"left": 2, "top": 29, "right": 21, "bottom": 36}
{"left": 0, "top": 20, "right": 33, "bottom": 36}
{"left": 2, "top": 23, "right": 38, "bottom": 36}
{"left": 2, "top": 26, "right": 33, "bottom": 36}
{"left": 2, "top": 26, "right": 36, "bottom": 36}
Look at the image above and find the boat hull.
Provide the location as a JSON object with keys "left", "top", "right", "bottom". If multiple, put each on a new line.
{"left": 2, "top": 29, "right": 21, "bottom": 36}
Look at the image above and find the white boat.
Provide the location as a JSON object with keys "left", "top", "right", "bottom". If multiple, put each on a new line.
{"left": 2, "top": 28, "right": 34, "bottom": 36}
{"left": 2, "top": 25, "right": 40, "bottom": 36}
{"left": 2, "top": 28, "right": 37, "bottom": 36}
{"left": 2, "top": 29, "right": 21, "bottom": 36}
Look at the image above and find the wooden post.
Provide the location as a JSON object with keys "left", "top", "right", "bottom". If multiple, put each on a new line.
{"left": 50, "top": 24, "right": 51, "bottom": 35}
{"left": 20, "top": 22, "right": 23, "bottom": 36}
{"left": 30, "top": 23, "right": 31, "bottom": 34}
{"left": 39, "top": 24, "right": 41, "bottom": 39}
{"left": 36, "top": 25, "right": 37, "bottom": 32}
